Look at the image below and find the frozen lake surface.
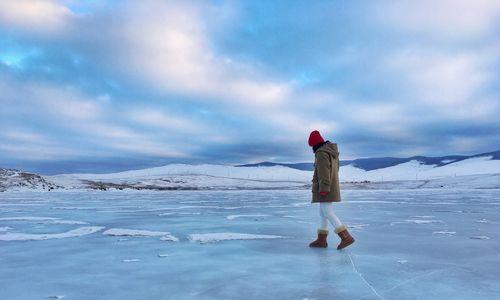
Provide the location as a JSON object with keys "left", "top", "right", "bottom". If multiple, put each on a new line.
{"left": 1, "top": 189, "right": 499, "bottom": 299}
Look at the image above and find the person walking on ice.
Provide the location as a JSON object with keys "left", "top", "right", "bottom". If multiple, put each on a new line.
{"left": 308, "top": 130, "right": 355, "bottom": 249}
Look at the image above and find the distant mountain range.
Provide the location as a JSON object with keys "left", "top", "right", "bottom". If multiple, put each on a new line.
{"left": 1, "top": 150, "right": 499, "bottom": 192}
{"left": 236, "top": 150, "right": 500, "bottom": 171}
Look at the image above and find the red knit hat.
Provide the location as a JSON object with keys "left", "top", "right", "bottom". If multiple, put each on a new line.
{"left": 308, "top": 130, "right": 325, "bottom": 147}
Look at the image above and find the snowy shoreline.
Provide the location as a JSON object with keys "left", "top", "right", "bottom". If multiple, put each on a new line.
{"left": 2, "top": 158, "right": 500, "bottom": 192}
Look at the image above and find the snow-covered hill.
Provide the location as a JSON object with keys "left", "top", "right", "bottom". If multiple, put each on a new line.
{"left": 238, "top": 150, "right": 500, "bottom": 171}
{"left": 1, "top": 153, "right": 499, "bottom": 191}
{"left": 0, "top": 169, "right": 61, "bottom": 192}
{"left": 48, "top": 154, "right": 500, "bottom": 190}
{"left": 340, "top": 155, "right": 500, "bottom": 182}
{"left": 48, "top": 164, "right": 311, "bottom": 191}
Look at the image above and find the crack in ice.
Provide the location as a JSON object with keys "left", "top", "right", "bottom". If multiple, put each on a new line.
{"left": 346, "top": 252, "right": 386, "bottom": 300}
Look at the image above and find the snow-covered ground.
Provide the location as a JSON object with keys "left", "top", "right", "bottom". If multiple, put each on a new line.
{"left": 2, "top": 155, "right": 499, "bottom": 191}
{"left": 48, "top": 164, "right": 312, "bottom": 190}
{"left": 1, "top": 189, "right": 499, "bottom": 299}
{"left": 340, "top": 156, "right": 500, "bottom": 182}
{"left": 43, "top": 155, "right": 500, "bottom": 191}
{"left": 51, "top": 155, "right": 500, "bottom": 183}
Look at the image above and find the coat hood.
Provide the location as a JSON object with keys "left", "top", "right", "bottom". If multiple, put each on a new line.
{"left": 316, "top": 141, "right": 339, "bottom": 158}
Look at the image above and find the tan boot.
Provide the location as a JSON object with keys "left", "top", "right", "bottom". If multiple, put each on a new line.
{"left": 335, "top": 225, "right": 354, "bottom": 250}
{"left": 309, "top": 229, "right": 328, "bottom": 248}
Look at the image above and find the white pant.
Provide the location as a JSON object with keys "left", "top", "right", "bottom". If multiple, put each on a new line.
{"left": 319, "top": 202, "right": 343, "bottom": 230}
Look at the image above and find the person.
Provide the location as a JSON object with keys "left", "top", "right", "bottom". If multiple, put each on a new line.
{"left": 308, "top": 130, "right": 354, "bottom": 249}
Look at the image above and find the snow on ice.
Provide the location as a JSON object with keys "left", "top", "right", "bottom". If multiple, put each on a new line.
{"left": 102, "top": 228, "right": 179, "bottom": 242}
{"left": 0, "top": 226, "right": 12, "bottom": 232}
{"left": 226, "top": 214, "right": 270, "bottom": 220}
{"left": 0, "top": 226, "right": 104, "bottom": 241}
{"left": 188, "top": 232, "right": 286, "bottom": 244}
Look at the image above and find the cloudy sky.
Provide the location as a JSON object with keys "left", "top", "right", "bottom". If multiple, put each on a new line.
{"left": 0, "top": 0, "right": 499, "bottom": 174}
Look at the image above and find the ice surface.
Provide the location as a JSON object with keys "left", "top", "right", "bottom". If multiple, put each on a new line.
{"left": 0, "top": 189, "right": 499, "bottom": 299}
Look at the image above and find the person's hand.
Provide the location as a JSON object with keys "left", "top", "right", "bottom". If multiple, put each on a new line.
{"left": 319, "top": 191, "right": 328, "bottom": 196}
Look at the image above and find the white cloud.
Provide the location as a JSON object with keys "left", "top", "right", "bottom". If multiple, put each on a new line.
{"left": 0, "top": 143, "right": 85, "bottom": 160}
{"left": 1, "top": 0, "right": 497, "bottom": 164}
{"left": 34, "top": 86, "right": 103, "bottom": 119}
{"left": 376, "top": 0, "right": 500, "bottom": 39}
{"left": 0, "top": 0, "right": 73, "bottom": 34}
{"left": 0, "top": 128, "right": 92, "bottom": 160}
{"left": 349, "top": 103, "right": 413, "bottom": 139}
{"left": 87, "top": 0, "right": 290, "bottom": 107}
{"left": 1, "top": 129, "right": 46, "bottom": 143}
{"left": 0, "top": 0, "right": 330, "bottom": 156}
{"left": 129, "top": 109, "right": 201, "bottom": 134}
{"left": 0, "top": 76, "right": 187, "bottom": 159}
{"left": 385, "top": 48, "right": 498, "bottom": 119}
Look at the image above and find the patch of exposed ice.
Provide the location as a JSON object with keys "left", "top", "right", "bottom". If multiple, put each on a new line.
{"left": 226, "top": 214, "right": 269, "bottom": 220}
{"left": 469, "top": 236, "right": 490, "bottom": 240}
{"left": 102, "top": 228, "right": 178, "bottom": 242}
{"left": 433, "top": 231, "right": 456, "bottom": 236}
{"left": 188, "top": 232, "right": 286, "bottom": 244}
{"left": 0, "top": 226, "right": 105, "bottom": 241}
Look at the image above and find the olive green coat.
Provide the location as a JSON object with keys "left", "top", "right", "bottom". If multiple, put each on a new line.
{"left": 311, "top": 142, "right": 341, "bottom": 203}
